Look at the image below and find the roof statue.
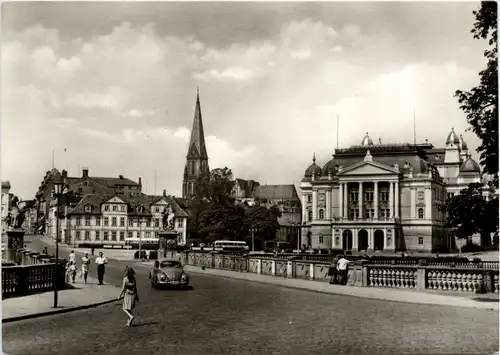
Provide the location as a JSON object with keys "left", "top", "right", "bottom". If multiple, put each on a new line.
{"left": 364, "top": 149, "right": 373, "bottom": 162}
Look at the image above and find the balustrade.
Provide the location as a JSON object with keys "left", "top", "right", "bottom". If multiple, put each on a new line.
{"left": 368, "top": 267, "right": 418, "bottom": 288}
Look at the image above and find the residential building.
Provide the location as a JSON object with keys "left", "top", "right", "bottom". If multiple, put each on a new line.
{"left": 1, "top": 181, "right": 11, "bottom": 233}
{"left": 47, "top": 190, "right": 188, "bottom": 247}
{"left": 300, "top": 129, "right": 492, "bottom": 253}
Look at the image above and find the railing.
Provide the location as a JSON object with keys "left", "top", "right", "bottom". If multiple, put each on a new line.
{"left": 178, "top": 251, "right": 499, "bottom": 294}
{"left": 2, "top": 263, "right": 66, "bottom": 298}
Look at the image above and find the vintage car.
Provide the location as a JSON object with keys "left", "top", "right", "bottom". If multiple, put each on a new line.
{"left": 149, "top": 259, "right": 190, "bottom": 289}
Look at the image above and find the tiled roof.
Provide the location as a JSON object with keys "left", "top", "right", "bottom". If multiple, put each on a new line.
{"left": 146, "top": 195, "right": 189, "bottom": 217}
{"left": 255, "top": 185, "right": 300, "bottom": 201}
{"left": 91, "top": 176, "right": 140, "bottom": 187}
{"left": 69, "top": 194, "right": 109, "bottom": 215}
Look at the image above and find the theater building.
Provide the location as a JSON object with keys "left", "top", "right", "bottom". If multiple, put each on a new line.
{"left": 300, "top": 129, "right": 491, "bottom": 253}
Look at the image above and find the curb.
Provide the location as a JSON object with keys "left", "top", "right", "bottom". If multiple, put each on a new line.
{"left": 2, "top": 298, "right": 120, "bottom": 324}
{"left": 184, "top": 267, "right": 499, "bottom": 311}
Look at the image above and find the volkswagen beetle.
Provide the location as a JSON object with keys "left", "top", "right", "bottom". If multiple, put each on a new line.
{"left": 149, "top": 259, "right": 190, "bottom": 289}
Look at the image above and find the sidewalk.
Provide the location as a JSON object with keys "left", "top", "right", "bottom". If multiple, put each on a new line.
{"left": 2, "top": 276, "right": 120, "bottom": 323}
{"left": 136, "top": 261, "right": 499, "bottom": 311}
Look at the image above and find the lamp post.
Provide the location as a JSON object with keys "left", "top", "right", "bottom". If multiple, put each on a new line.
{"left": 52, "top": 175, "right": 64, "bottom": 308}
{"left": 251, "top": 227, "right": 257, "bottom": 252}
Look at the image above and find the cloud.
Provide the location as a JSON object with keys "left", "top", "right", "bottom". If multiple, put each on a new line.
{"left": 1, "top": 10, "right": 486, "bottom": 198}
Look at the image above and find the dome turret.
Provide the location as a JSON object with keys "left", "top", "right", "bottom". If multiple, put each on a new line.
{"left": 446, "top": 128, "right": 460, "bottom": 145}
{"left": 304, "top": 153, "right": 322, "bottom": 177}
{"left": 322, "top": 157, "right": 338, "bottom": 176}
{"left": 459, "top": 134, "right": 468, "bottom": 150}
{"left": 460, "top": 156, "right": 480, "bottom": 173}
{"left": 361, "top": 132, "right": 373, "bottom": 146}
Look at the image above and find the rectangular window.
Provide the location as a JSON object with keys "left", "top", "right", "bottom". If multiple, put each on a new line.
{"left": 155, "top": 207, "right": 160, "bottom": 212}
{"left": 112, "top": 217, "right": 117, "bottom": 226}
{"left": 85, "top": 231, "right": 90, "bottom": 240}
{"left": 112, "top": 231, "right": 117, "bottom": 241}
{"left": 121, "top": 205, "right": 126, "bottom": 212}
{"left": 104, "top": 217, "right": 109, "bottom": 226}
{"left": 96, "top": 217, "right": 101, "bottom": 226}
{"left": 76, "top": 231, "right": 81, "bottom": 240}
{"left": 380, "top": 191, "right": 389, "bottom": 201}
{"left": 76, "top": 217, "right": 81, "bottom": 226}
{"left": 177, "top": 219, "right": 183, "bottom": 228}
{"left": 128, "top": 232, "right": 133, "bottom": 239}
{"left": 104, "top": 231, "right": 109, "bottom": 241}
{"left": 350, "top": 209, "right": 360, "bottom": 219}
{"left": 364, "top": 191, "right": 374, "bottom": 202}
{"left": 155, "top": 231, "right": 159, "bottom": 238}
{"left": 112, "top": 205, "right": 118, "bottom": 212}
{"left": 350, "top": 191, "right": 359, "bottom": 202}
{"left": 319, "top": 236, "right": 324, "bottom": 244}
{"left": 146, "top": 219, "right": 151, "bottom": 228}
{"left": 95, "top": 231, "right": 100, "bottom": 240}
{"left": 85, "top": 216, "right": 91, "bottom": 226}
{"left": 307, "top": 195, "right": 312, "bottom": 203}
{"left": 155, "top": 218, "right": 160, "bottom": 227}
{"left": 120, "top": 217, "right": 125, "bottom": 227}
{"left": 120, "top": 231, "right": 125, "bottom": 241}
{"left": 128, "top": 218, "right": 133, "bottom": 226}
{"left": 146, "top": 232, "right": 151, "bottom": 238}
{"left": 365, "top": 209, "right": 374, "bottom": 218}
{"left": 104, "top": 205, "right": 109, "bottom": 211}
{"left": 418, "top": 237, "right": 424, "bottom": 245}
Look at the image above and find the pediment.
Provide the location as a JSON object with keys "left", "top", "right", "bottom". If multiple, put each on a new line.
{"left": 152, "top": 198, "right": 169, "bottom": 205}
{"left": 106, "top": 196, "right": 126, "bottom": 204}
{"left": 339, "top": 161, "right": 398, "bottom": 176}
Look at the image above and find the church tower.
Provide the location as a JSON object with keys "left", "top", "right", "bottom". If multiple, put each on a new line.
{"left": 183, "top": 89, "right": 210, "bottom": 199}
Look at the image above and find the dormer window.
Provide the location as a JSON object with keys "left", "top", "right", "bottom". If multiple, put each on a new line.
{"left": 404, "top": 161, "right": 410, "bottom": 168}
{"left": 435, "top": 154, "right": 441, "bottom": 160}
{"left": 84, "top": 204, "right": 92, "bottom": 213}
{"left": 136, "top": 206, "right": 145, "bottom": 213}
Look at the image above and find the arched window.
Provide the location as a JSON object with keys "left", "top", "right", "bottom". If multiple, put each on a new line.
{"left": 319, "top": 209, "right": 325, "bottom": 219}
{"left": 418, "top": 208, "right": 424, "bottom": 219}
{"left": 308, "top": 211, "right": 313, "bottom": 221}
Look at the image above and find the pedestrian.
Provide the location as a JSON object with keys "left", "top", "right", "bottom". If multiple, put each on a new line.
{"left": 329, "top": 254, "right": 340, "bottom": 284}
{"left": 146, "top": 250, "right": 150, "bottom": 261}
{"left": 337, "top": 255, "right": 350, "bottom": 285}
{"left": 69, "top": 250, "right": 76, "bottom": 263}
{"left": 95, "top": 252, "right": 108, "bottom": 285}
{"left": 68, "top": 261, "right": 77, "bottom": 283}
{"left": 81, "top": 252, "right": 90, "bottom": 284}
{"left": 118, "top": 266, "right": 139, "bottom": 327}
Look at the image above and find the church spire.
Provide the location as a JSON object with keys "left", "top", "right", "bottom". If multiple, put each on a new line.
{"left": 187, "top": 88, "right": 208, "bottom": 159}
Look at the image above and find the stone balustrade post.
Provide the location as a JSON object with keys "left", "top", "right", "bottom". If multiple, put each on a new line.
{"left": 309, "top": 263, "right": 314, "bottom": 281}
{"left": 287, "top": 257, "right": 294, "bottom": 278}
{"left": 257, "top": 258, "right": 262, "bottom": 274}
{"left": 417, "top": 259, "right": 427, "bottom": 291}
{"left": 353, "top": 259, "right": 368, "bottom": 287}
{"left": 271, "top": 259, "right": 276, "bottom": 276}
{"left": 483, "top": 271, "right": 494, "bottom": 293}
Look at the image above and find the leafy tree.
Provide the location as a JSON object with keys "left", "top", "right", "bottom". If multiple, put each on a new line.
{"left": 197, "top": 203, "right": 247, "bottom": 242}
{"left": 442, "top": 183, "right": 497, "bottom": 244}
{"left": 244, "top": 201, "right": 282, "bottom": 241}
{"left": 455, "top": 2, "right": 498, "bottom": 187}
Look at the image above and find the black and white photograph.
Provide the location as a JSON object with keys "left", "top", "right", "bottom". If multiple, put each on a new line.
{"left": 1, "top": 1, "right": 498, "bottom": 354}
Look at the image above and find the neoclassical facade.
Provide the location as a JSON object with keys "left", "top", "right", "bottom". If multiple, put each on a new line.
{"left": 300, "top": 129, "right": 491, "bottom": 253}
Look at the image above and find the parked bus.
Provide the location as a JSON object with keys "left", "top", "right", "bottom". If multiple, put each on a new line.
{"left": 264, "top": 241, "right": 294, "bottom": 253}
{"left": 213, "top": 240, "right": 249, "bottom": 252}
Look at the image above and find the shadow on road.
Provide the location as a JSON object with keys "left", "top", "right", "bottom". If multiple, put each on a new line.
{"left": 132, "top": 321, "right": 157, "bottom": 327}
{"left": 471, "top": 297, "right": 500, "bottom": 303}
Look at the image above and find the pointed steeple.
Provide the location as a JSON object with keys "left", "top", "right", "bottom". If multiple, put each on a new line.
{"left": 187, "top": 88, "right": 208, "bottom": 159}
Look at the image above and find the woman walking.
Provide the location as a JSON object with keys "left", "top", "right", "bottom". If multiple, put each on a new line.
{"left": 118, "top": 266, "right": 139, "bottom": 327}
{"left": 81, "top": 253, "right": 90, "bottom": 284}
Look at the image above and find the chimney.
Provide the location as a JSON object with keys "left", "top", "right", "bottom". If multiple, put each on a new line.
{"left": 62, "top": 170, "right": 68, "bottom": 178}
{"left": 82, "top": 167, "right": 89, "bottom": 178}
{"left": 138, "top": 177, "right": 142, "bottom": 186}
{"left": 163, "top": 189, "right": 166, "bottom": 197}
{"left": 119, "top": 175, "right": 124, "bottom": 179}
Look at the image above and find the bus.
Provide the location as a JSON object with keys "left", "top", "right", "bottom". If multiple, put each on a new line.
{"left": 213, "top": 240, "right": 249, "bottom": 252}
{"left": 264, "top": 241, "right": 294, "bottom": 253}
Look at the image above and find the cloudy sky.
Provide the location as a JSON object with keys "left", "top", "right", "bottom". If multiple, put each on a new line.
{"left": 2, "top": 1, "right": 487, "bottom": 199}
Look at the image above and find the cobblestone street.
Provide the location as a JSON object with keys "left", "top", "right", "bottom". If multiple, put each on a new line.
{"left": 3, "top": 238, "right": 499, "bottom": 355}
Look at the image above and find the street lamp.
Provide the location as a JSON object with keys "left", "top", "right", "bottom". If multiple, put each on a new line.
{"left": 52, "top": 175, "right": 64, "bottom": 308}
{"left": 251, "top": 227, "right": 257, "bottom": 252}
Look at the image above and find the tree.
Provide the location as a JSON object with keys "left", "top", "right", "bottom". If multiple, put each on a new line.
{"left": 442, "top": 183, "right": 497, "bottom": 244}
{"left": 455, "top": 2, "right": 498, "bottom": 188}
{"left": 244, "top": 201, "right": 282, "bottom": 241}
{"left": 194, "top": 167, "right": 235, "bottom": 204}
{"left": 196, "top": 203, "right": 247, "bottom": 242}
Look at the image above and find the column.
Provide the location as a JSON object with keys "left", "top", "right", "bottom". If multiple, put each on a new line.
{"left": 374, "top": 181, "right": 379, "bottom": 219}
{"left": 302, "top": 194, "right": 307, "bottom": 222}
{"left": 343, "top": 183, "right": 348, "bottom": 218}
{"left": 312, "top": 190, "right": 318, "bottom": 220}
{"left": 326, "top": 189, "right": 331, "bottom": 219}
{"left": 410, "top": 188, "right": 416, "bottom": 219}
{"left": 353, "top": 228, "right": 358, "bottom": 250}
{"left": 425, "top": 188, "right": 432, "bottom": 219}
{"left": 338, "top": 184, "right": 343, "bottom": 219}
{"left": 182, "top": 218, "right": 187, "bottom": 245}
{"left": 383, "top": 228, "right": 387, "bottom": 249}
{"left": 389, "top": 182, "right": 394, "bottom": 218}
{"left": 369, "top": 229, "right": 374, "bottom": 250}
{"left": 394, "top": 181, "right": 400, "bottom": 218}
{"left": 358, "top": 182, "right": 363, "bottom": 219}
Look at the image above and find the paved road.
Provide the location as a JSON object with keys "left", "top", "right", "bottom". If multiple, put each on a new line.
{"left": 3, "top": 236, "right": 498, "bottom": 354}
